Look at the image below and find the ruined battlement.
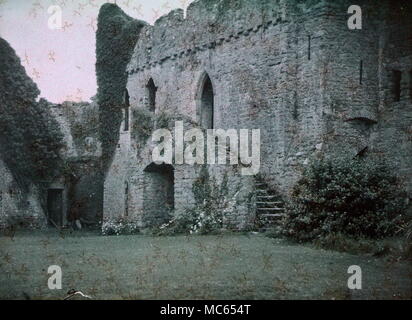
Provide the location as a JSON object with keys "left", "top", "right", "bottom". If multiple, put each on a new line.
{"left": 126, "top": 0, "right": 341, "bottom": 75}
{"left": 105, "top": 0, "right": 412, "bottom": 230}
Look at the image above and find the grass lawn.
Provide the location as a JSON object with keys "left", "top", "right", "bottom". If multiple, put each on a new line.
{"left": 0, "top": 230, "right": 411, "bottom": 300}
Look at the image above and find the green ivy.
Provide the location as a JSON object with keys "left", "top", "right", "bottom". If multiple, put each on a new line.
{"left": 0, "top": 38, "right": 64, "bottom": 192}
{"left": 96, "top": 4, "right": 146, "bottom": 171}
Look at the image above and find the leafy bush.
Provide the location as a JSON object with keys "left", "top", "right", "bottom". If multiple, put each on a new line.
{"left": 131, "top": 108, "right": 154, "bottom": 143}
{"left": 282, "top": 154, "right": 407, "bottom": 242}
{"left": 155, "top": 169, "right": 238, "bottom": 235}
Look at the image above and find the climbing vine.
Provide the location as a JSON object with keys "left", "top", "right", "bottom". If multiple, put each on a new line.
{"left": 0, "top": 39, "right": 64, "bottom": 192}
{"left": 96, "top": 3, "right": 146, "bottom": 171}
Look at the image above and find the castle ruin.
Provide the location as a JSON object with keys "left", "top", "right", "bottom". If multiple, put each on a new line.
{"left": 102, "top": 0, "right": 412, "bottom": 230}
{"left": 0, "top": 0, "right": 411, "bottom": 232}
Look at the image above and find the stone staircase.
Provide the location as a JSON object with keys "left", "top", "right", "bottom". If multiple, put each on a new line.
{"left": 254, "top": 177, "right": 285, "bottom": 231}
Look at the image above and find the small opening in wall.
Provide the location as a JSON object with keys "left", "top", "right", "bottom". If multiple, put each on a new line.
{"left": 409, "top": 70, "right": 412, "bottom": 99}
{"left": 124, "top": 89, "right": 130, "bottom": 131}
{"left": 146, "top": 78, "right": 157, "bottom": 112}
{"left": 359, "top": 60, "right": 363, "bottom": 85}
{"left": 124, "top": 181, "right": 129, "bottom": 217}
{"left": 308, "top": 35, "right": 311, "bottom": 60}
{"left": 392, "top": 70, "right": 402, "bottom": 102}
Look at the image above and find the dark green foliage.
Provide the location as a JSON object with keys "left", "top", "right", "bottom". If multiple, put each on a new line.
{"left": 283, "top": 154, "right": 407, "bottom": 242}
{"left": 96, "top": 4, "right": 146, "bottom": 170}
{"left": 155, "top": 168, "right": 233, "bottom": 235}
{"left": 192, "top": 166, "right": 213, "bottom": 205}
{"left": 131, "top": 108, "right": 154, "bottom": 143}
{"left": 0, "top": 38, "right": 64, "bottom": 191}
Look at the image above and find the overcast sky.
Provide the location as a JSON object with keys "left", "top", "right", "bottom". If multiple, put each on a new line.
{"left": 0, "top": 0, "right": 194, "bottom": 103}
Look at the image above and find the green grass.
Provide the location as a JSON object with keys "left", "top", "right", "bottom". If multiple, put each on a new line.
{"left": 0, "top": 230, "right": 411, "bottom": 300}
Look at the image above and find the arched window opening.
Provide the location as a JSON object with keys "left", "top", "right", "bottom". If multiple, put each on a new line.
{"left": 200, "top": 74, "right": 214, "bottom": 129}
{"left": 146, "top": 78, "right": 157, "bottom": 112}
{"left": 124, "top": 181, "right": 129, "bottom": 216}
{"left": 124, "top": 89, "right": 130, "bottom": 131}
{"left": 392, "top": 70, "right": 402, "bottom": 102}
{"left": 359, "top": 60, "right": 363, "bottom": 85}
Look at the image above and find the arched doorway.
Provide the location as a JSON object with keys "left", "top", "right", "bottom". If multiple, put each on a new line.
{"left": 199, "top": 74, "right": 214, "bottom": 129}
{"left": 146, "top": 78, "right": 157, "bottom": 112}
{"left": 143, "top": 163, "right": 174, "bottom": 225}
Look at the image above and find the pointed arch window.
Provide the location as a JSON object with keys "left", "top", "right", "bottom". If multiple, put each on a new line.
{"left": 199, "top": 74, "right": 214, "bottom": 129}
{"left": 124, "top": 89, "right": 130, "bottom": 131}
{"left": 146, "top": 78, "right": 157, "bottom": 112}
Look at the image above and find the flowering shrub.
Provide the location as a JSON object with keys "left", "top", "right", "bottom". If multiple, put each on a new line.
{"left": 156, "top": 169, "right": 239, "bottom": 235}
{"left": 101, "top": 217, "right": 139, "bottom": 236}
{"left": 282, "top": 154, "right": 408, "bottom": 242}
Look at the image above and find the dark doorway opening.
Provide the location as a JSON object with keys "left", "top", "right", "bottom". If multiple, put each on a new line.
{"left": 392, "top": 70, "right": 402, "bottom": 102}
{"left": 47, "top": 189, "right": 63, "bottom": 228}
{"left": 143, "top": 163, "right": 174, "bottom": 226}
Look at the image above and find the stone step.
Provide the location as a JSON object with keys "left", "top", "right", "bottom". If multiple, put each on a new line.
{"left": 257, "top": 207, "right": 284, "bottom": 211}
{"left": 254, "top": 179, "right": 285, "bottom": 231}
{"left": 256, "top": 195, "right": 280, "bottom": 200}
{"left": 259, "top": 213, "right": 283, "bottom": 218}
{"left": 256, "top": 201, "right": 283, "bottom": 206}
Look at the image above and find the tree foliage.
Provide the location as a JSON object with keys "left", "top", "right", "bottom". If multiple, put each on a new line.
{"left": 0, "top": 38, "right": 64, "bottom": 191}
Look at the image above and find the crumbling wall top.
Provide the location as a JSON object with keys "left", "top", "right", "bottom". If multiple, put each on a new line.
{"left": 126, "top": 0, "right": 343, "bottom": 74}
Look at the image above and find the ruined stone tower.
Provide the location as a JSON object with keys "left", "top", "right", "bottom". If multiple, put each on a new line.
{"left": 102, "top": 0, "right": 412, "bottom": 230}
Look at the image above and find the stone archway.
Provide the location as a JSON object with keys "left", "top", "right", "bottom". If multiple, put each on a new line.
{"left": 143, "top": 163, "right": 174, "bottom": 226}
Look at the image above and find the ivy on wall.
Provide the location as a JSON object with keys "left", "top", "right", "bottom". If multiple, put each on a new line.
{"left": 96, "top": 3, "right": 146, "bottom": 172}
{"left": 0, "top": 38, "right": 64, "bottom": 192}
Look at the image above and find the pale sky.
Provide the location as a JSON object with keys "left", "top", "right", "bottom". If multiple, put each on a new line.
{"left": 0, "top": 0, "right": 194, "bottom": 103}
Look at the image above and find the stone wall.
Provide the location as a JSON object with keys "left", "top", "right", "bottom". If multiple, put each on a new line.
{"left": 51, "top": 100, "right": 102, "bottom": 159}
{"left": 0, "top": 159, "right": 46, "bottom": 229}
{"left": 50, "top": 100, "right": 104, "bottom": 225}
{"left": 103, "top": 0, "right": 412, "bottom": 229}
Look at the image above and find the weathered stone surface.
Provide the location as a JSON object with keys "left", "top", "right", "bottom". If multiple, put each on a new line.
{"left": 0, "top": 37, "right": 104, "bottom": 229}
{"left": 102, "top": 0, "right": 411, "bottom": 229}
{"left": 0, "top": 159, "right": 46, "bottom": 229}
